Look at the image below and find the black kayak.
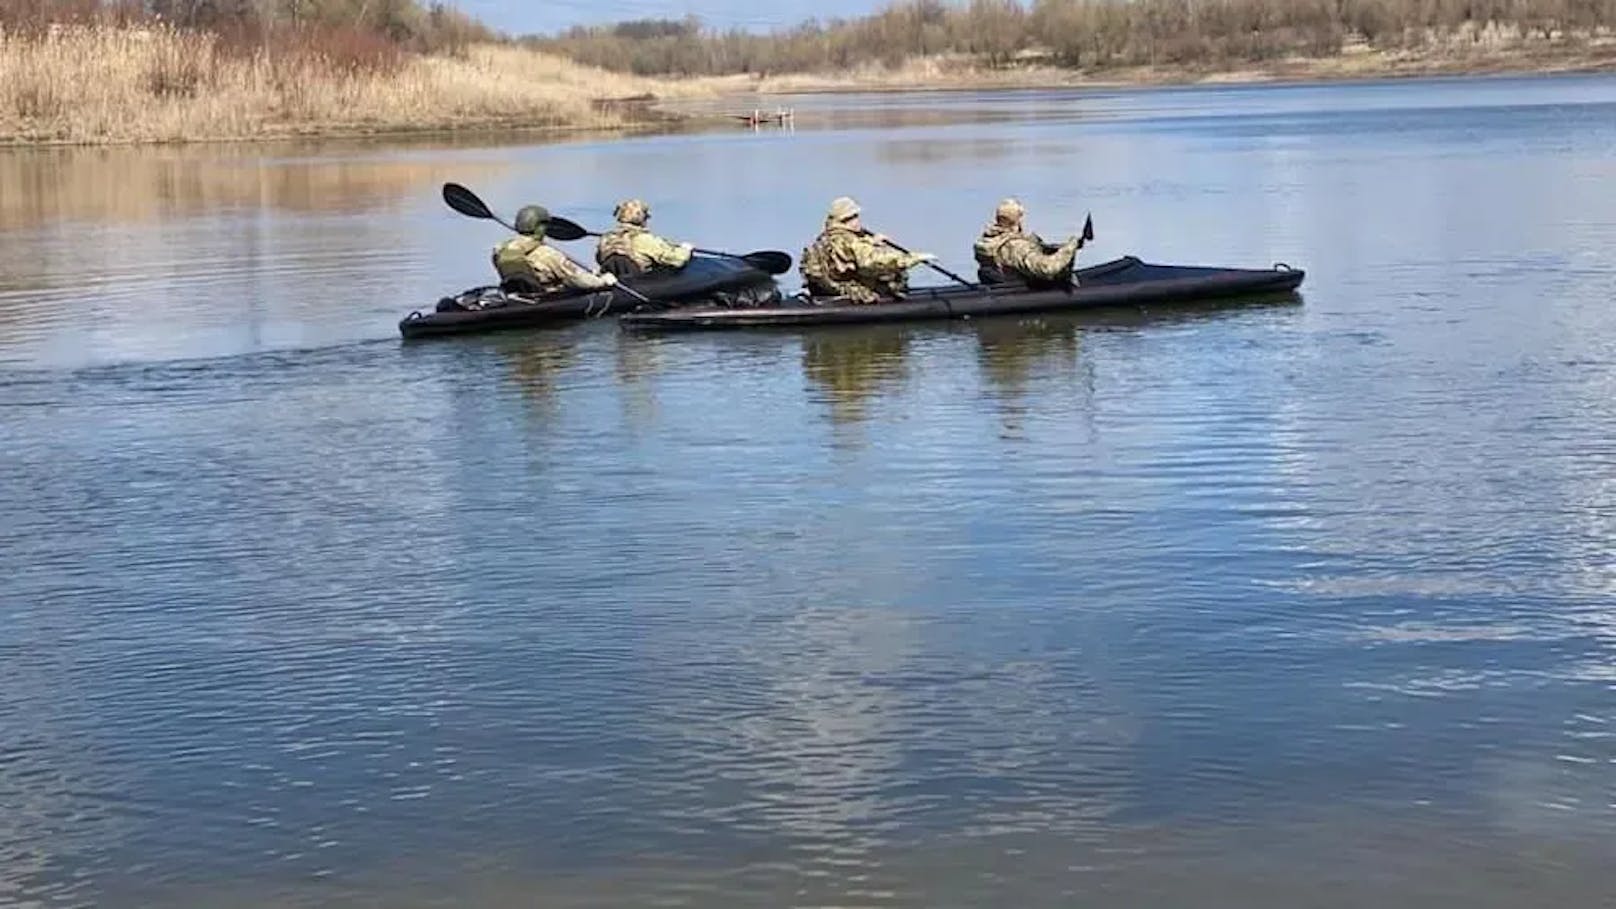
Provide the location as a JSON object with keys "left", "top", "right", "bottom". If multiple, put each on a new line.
{"left": 400, "top": 256, "right": 776, "bottom": 339}
{"left": 620, "top": 257, "right": 1304, "bottom": 330}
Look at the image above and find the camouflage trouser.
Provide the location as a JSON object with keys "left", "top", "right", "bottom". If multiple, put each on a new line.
{"left": 808, "top": 274, "right": 903, "bottom": 305}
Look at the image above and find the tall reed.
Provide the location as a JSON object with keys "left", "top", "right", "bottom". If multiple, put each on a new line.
{"left": 0, "top": 23, "right": 707, "bottom": 144}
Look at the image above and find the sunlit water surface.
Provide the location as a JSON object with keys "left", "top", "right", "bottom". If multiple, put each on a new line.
{"left": 2, "top": 75, "right": 1615, "bottom": 907}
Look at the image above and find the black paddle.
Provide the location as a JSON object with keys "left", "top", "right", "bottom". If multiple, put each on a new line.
{"left": 1043, "top": 214, "right": 1097, "bottom": 253}
{"left": 441, "top": 183, "right": 653, "bottom": 305}
{"left": 544, "top": 215, "right": 793, "bottom": 276}
{"left": 864, "top": 229, "right": 978, "bottom": 289}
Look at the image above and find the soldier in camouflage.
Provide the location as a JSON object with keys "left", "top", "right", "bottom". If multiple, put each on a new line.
{"left": 492, "top": 204, "right": 619, "bottom": 294}
{"left": 595, "top": 199, "right": 695, "bottom": 277}
{"left": 801, "top": 197, "right": 936, "bottom": 304}
{"left": 973, "top": 198, "right": 1082, "bottom": 286}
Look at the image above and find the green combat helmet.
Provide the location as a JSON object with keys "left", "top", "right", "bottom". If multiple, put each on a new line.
{"left": 513, "top": 204, "right": 550, "bottom": 236}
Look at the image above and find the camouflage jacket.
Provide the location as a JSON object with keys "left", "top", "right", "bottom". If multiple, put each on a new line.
{"left": 801, "top": 223, "right": 923, "bottom": 304}
{"left": 596, "top": 224, "right": 693, "bottom": 273}
{"left": 974, "top": 224, "right": 1078, "bottom": 283}
{"left": 492, "top": 236, "right": 613, "bottom": 294}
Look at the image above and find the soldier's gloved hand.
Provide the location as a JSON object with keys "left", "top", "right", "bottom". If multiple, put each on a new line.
{"left": 868, "top": 233, "right": 889, "bottom": 246}
{"left": 601, "top": 272, "right": 620, "bottom": 286}
{"left": 678, "top": 243, "right": 694, "bottom": 255}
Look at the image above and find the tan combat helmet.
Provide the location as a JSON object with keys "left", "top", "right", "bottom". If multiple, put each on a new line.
{"left": 995, "top": 198, "right": 1026, "bottom": 227}
{"left": 614, "top": 198, "right": 649, "bottom": 226}
{"left": 827, "top": 196, "right": 862, "bottom": 223}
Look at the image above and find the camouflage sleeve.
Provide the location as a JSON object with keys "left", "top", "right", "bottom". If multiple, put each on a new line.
{"left": 1003, "top": 236, "right": 1078, "bottom": 281}
{"left": 531, "top": 245, "right": 614, "bottom": 290}
{"left": 559, "top": 259, "right": 615, "bottom": 290}
{"left": 633, "top": 232, "right": 693, "bottom": 269}
{"left": 850, "top": 235, "right": 915, "bottom": 276}
{"left": 973, "top": 235, "right": 992, "bottom": 263}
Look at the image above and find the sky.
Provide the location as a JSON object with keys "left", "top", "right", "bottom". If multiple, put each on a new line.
{"left": 453, "top": 0, "right": 889, "bottom": 36}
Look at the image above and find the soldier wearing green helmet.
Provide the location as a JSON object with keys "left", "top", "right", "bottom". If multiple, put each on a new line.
{"left": 491, "top": 204, "right": 619, "bottom": 295}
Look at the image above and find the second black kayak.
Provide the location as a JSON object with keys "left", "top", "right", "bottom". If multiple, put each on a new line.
{"left": 400, "top": 256, "right": 777, "bottom": 339}
{"left": 620, "top": 257, "right": 1304, "bottom": 330}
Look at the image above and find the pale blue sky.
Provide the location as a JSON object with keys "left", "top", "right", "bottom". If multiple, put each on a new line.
{"left": 456, "top": 0, "right": 889, "bottom": 36}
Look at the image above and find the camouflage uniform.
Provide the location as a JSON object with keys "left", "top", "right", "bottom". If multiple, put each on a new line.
{"left": 801, "top": 197, "right": 930, "bottom": 304}
{"left": 973, "top": 198, "right": 1080, "bottom": 285}
{"left": 491, "top": 204, "right": 616, "bottom": 294}
{"left": 596, "top": 200, "right": 694, "bottom": 274}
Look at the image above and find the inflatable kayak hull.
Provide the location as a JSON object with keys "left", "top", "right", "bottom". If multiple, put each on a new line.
{"left": 621, "top": 257, "right": 1303, "bottom": 330}
{"left": 400, "top": 256, "right": 773, "bottom": 339}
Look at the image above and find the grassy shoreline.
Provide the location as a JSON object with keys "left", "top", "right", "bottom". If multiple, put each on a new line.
{"left": 0, "top": 25, "right": 732, "bottom": 147}
{"left": 1, "top": 24, "right": 1612, "bottom": 147}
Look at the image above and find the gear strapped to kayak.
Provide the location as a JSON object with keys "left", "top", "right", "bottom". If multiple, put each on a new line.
{"left": 401, "top": 255, "right": 780, "bottom": 339}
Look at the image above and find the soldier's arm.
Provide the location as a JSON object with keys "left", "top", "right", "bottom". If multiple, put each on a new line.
{"left": 537, "top": 248, "right": 616, "bottom": 290}
{"left": 852, "top": 237, "right": 914, "bottom": 275}
{"left": 1022, "top": 238, "right": 1080, "bottom": 281}
{"left": 561, "top": 262, "right": 616, "bottom": 291}
{"left": 636, "top": 233, "right": 693, "bottom": 269}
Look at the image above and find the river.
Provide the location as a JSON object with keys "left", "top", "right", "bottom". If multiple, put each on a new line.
{"left": 2, "top": 74, "right": 1614, "bottom": 907}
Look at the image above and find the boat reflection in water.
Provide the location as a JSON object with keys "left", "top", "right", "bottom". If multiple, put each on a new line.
{"left": 795, "top": 290, "right": 1301, "bottom": 440}
{"left": 800, "top": 327, "right": 915, "bottom": 430}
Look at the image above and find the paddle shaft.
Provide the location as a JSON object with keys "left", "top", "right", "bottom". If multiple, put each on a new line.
{"left": 545, "top": 218, "right": 789, "bottom": 274}
{"left": 865, "top": 230, "right": 978, "bottom": 289}
{"left": 575, "top": 227, "right": 731, "bottom": 259}
{"left": 551, "top": 246, "right": 650, "bottom": 304}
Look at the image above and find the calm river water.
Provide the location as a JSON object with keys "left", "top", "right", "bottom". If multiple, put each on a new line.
{"left": 2, "top": 75, "right": 1615, "bottom": 907}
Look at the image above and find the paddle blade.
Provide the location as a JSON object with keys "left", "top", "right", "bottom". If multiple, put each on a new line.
{"left": 442, "top": 182, "right": 495, "bottom": 221}
{"left": 1082, "top": 213, "right": 1095, "bottom": 243}
{"left": 543, "top": 216, "right": 590, "bottom": 242}
{"left": 739, "top": 251, "right": 793, "bottom": 275}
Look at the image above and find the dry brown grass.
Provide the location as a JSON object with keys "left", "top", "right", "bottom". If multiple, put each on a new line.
{"left": 0, "top": 24, "right": 715, "bottom": 145}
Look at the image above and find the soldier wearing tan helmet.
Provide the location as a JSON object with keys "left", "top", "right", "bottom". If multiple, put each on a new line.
{"left": 973, "top": 198, "right": 1082, "bottom": 286}
{"left": 492, "top": 204, "right": 619, "bottom": 294}
{"left": 800, "top": 196, "right": 935, "bottom": 304}
{"left": 595, "top": 199, "right": 694, "bottom": 278}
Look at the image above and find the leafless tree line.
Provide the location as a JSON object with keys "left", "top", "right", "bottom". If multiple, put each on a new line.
{"left": 529, "top": 0, "right": 1615, "bottom": 76}
{"left": 0, "top": 0, "right": 493, "bottom": 56}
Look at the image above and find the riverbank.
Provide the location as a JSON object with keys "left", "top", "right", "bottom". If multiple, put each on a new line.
{"left": 0, "top": 25, "right": 727, "bottom": 146}
{"left": 743, "top": 34, "right": 1616, "bottom": 94}
{"left": 3, "top": 23, "right": 1614, "bottom": 146}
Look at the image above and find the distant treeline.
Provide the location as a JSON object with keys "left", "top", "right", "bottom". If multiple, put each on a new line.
{"left": 528, "top": 0, "right": 1616, "bottom": 76}
{"left": 0, "top": 0, "right": 496, "bottom": 56}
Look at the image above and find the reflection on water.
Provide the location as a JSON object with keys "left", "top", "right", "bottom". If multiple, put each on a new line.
{"left": 802, "top": 327, "right": 912, "bottom": 426}
{"left": 0, "top": 142, "right": 512, "bottom": 231}
{"left": 499, "top": 331, "right": 583, "bottom": 415}
{"left": 4, "top": 75, "right": 1616, "bottom": 908}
